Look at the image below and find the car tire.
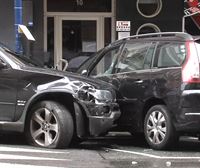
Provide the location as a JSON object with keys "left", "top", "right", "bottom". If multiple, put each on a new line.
{"left": 25, "top": 101, "right": 74, "bottom": 149}
{"left": 144, "top": 105, "right": 177, "bottom": 150}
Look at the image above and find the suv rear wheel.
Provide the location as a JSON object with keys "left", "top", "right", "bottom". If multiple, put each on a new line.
{"left": 144, "top": 105, "right": 177, "bottom": 150}
{"left": 25, "top": 101, "right": 74, "bottom": 149}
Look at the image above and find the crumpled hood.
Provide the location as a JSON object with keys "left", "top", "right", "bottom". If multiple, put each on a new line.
{"left": 22, "top": 66, "right": 116, "bottom": 97}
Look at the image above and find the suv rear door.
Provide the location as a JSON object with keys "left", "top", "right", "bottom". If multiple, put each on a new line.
{"left": 151, "top": 42, "right": 186, "bottom": 112}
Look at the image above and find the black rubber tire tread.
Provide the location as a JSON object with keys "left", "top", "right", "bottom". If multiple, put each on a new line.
{"left": 144, "top": 105, "right": 178, "bottom": 150}
{"left": 25, "top": 101, "right": 74, "bottom": 149}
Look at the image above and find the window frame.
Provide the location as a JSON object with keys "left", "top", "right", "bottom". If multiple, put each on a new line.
{"left": 0, "top": 49, "right": 16, "bottom": 69}
{"left": 88, "top": 42, "right": 124, "bottom": 76}
{"left": 136, "top": 23, "right": 161, "bottom": 35}
{"left": 136, "top": 0, "right": 163, "bottom": 18}
{"left": 77, "top": 48, "right": 104, "bottom": 74}
{"left": 153, "top": 41, "right": 186, "bottom": 69}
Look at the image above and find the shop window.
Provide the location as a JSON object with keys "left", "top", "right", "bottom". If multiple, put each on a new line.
{"left": 136, "top": 23, "right": 160, "bottom": 35}
{"left": 47, "top": 0, "right": 112, "bottom": 12}
{"left": 136, "top": 0, "right": 162, "bottom": 18}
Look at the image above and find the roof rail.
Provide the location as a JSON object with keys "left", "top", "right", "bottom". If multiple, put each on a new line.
{"left": 127, "top": 32, "right": 194, "bottom": 41}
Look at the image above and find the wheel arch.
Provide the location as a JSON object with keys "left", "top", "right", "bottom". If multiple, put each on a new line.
{"left": 22, "top": 91, "right": 88, "bottom": 137}
{"left": 140, "top": 97, "right": 166, "bottom": 132}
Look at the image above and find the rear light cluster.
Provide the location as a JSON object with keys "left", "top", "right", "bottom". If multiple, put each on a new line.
{"left": 182, "top": 41, "right": 200, "bottom": 83}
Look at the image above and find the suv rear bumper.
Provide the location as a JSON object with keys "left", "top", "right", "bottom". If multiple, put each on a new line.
{"left": 177, "top": 90, "right": 200, "bottom": 131}
{"left": 177, "top": 108, "right": 200, "bottom": 131}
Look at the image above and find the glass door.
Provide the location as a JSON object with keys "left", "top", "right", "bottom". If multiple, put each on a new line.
{"left": 45, "top": 0, "right": 114, "bottom": 70}
{"left": 62, "top": 20, "right": 97, "bottom": 64}
{"left": 54, "top": 17, "right": 103, "bottom": 70}
{"left": 52, "top": 16, "right": 112, "bottom": 70}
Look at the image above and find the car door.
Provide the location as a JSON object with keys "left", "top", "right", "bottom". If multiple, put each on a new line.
{"left": 110, "top": 41, "right": 156, "bottom": 129}
{"left": 151, "top": 42, "right": 184, "bottom": 112}
{"left": 88, "top": 40, "right": 156, "bottom": 129}
{"left": 0, "top": 55, "right": 18, "bottom": 121}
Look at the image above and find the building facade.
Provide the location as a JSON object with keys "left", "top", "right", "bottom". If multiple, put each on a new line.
{"left": 0, "top": 0, "right": 186, "bottom": 68}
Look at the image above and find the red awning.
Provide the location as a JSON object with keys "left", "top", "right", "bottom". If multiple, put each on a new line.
{"left": 184, "top": 0, "right": 200, "bottom": 29}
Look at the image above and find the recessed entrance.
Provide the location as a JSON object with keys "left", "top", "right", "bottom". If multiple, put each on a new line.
{"left": 45, "top": 0, "right": 114, "bottom": 69}
{"left": 46, "top": 16, "right": 112, "bottom": 69}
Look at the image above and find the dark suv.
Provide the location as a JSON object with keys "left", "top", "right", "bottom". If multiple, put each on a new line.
{"left": 77, "top": 32, "right": 200, "bottom": 150}
{"left": 0, "top": 46, "right": 120, "bottom": 149}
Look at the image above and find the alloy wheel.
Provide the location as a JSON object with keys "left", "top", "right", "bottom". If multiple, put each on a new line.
{"left": 146, "top": 110, "right": 167, "bottom": 144}
{"left": 30, "top": 108, "right": 59, "bottom": 147}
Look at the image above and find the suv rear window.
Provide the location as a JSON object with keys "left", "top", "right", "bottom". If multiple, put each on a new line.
{"left": 156, "top": 43, "right": 186, "bottom": 68}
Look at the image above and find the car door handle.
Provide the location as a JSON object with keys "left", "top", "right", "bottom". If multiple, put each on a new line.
{"left": 135, "top": 79, "right": 144, "bottom": 84}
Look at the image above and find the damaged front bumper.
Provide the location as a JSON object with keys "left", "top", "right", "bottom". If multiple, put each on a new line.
{"left": 85, "top": 102, "right": 121, "bottom": 136}
{"left": 76, "top": 86, "right": 121, "bottom": 136}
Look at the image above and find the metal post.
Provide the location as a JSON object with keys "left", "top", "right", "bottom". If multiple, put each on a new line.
{"left": 14, "top": 0, "right": 23, "bottom": 53}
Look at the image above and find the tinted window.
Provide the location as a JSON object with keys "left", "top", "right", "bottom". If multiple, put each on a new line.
{"left": 157, "top": 43, "right": 186, "bottom": 68}
{"left": 90, "top": 46, "right": 121, "bottom": 76}
{"left": 116, "top": 42, "right": 154, "bottom": 73}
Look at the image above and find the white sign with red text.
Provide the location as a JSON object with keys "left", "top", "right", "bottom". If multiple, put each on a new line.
{"left": 116, "top": 21, "right": 131, "bottom": 32}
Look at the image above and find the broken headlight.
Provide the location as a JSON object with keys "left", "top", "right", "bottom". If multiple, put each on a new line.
{"left": 77, "top": 86, "right": 113, "bottom": 104}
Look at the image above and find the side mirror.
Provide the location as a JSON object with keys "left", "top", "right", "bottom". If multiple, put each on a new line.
{"left": 0, "top": 61, "right": 7, "bottom": 69}
{"left": 81, "top": 69, "right": 88, "bottom": 76}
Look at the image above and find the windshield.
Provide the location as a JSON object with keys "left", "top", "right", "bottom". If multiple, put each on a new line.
{"left": 77, "top": 49, "right": 103, "bottom": 74}
{"left": 2, "top": 46, "right": 42, "bottom": 67}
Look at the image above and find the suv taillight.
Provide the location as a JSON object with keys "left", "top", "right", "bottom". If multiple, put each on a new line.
{"left": 182, "top": 41, "right": 200, "bottom": 83}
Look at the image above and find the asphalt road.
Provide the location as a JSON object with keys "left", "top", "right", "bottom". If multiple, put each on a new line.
{"left": 0, "top": 133, "right": 200, "bottom": 168}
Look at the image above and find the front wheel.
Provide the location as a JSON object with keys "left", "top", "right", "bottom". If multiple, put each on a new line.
{"left": 25, "top": 101, "right": 74, "bottom": 149}
{"left": 144, "top": 105, "right": 178, "bottom": 150}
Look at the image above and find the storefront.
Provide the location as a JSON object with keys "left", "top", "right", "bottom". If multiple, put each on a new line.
{"left": 43, "top": 0, "right": 184, "bottom": 68}
{"left": 0, "top": 0, "right": 186, "bottom": 68}
{"left": 0, "top": 0, "right": 15, "bottom": 51}
{"left": 44, "top": 0, "right": 115, "bottom": 68}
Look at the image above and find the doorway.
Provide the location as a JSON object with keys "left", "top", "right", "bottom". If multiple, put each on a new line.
{"left": 44, "top": 0, "right": 115, "bottom": 69}
{"left": 46, "top": 16, "right": 112, "bottom": 69}
{"left": 62, "top": 20, "right": 97, "bottom": 62}
{"left": 51, "top": 16, "right": 105, "bottom": 70}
